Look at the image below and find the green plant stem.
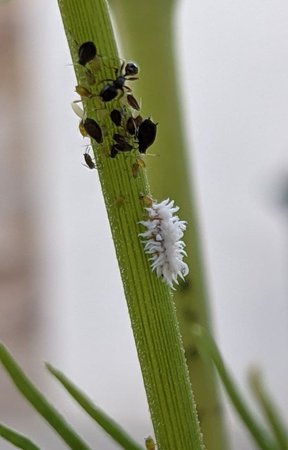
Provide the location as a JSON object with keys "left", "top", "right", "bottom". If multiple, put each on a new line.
{"left": 193, "top": 326, "right": 276, "bottom": 450}
{"left": 0, "top": 423, "right": 40, "bottom": 450}
{"left": 248, "top": 369, "right": 288, "bottom": 450}
{"left": 108, "top": 2, "right": 227, "bottom": 449}
{"left": 58, "top": 1, "right": 204, "bottom": 449}
{"left": 0, "top": 344, "right": 90, "bottom": 450}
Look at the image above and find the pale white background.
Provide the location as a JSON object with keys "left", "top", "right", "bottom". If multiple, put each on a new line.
{"left": 1, "top": 0, "right": 288, "bottom": 448}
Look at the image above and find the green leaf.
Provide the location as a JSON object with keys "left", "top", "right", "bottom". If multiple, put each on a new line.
{"left": 0, "top": 343, "right": 91, "bottom": 450}
{"left": 0, "top": 423, "right": 40, "bottom": 450}
{"left": 248, "top": 369, "right": 288, "bottom": 450}
{"left": 46, "top": 363, "right": 145, "bottom": 450}
{"left": 192, "top": 326, "right": 276, "bottom": 450}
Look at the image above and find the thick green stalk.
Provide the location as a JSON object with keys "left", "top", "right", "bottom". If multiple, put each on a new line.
{"left": 58, "top": 1, "right": 204, "bottom": 449}
{"left": 108, "top": 2, "right": 227, "bottom": 449}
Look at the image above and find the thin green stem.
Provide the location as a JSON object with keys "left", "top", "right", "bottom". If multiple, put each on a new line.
{"left": 0, "top": 424, "right": 40, "bottom": 450}
{"left": 46, "top": 363, "right": 144, "bottom": 450}
{"left": 0, "top": 344, "right": 90, "bottom": 450}
{"left": 248, "top": 369, "right": 288, "bottom": 450}
{"left": 193, "top": 326, "right": 275, "bottom": 450}
{"left": 57, "top": 1, "right": 204, "bottom": 449}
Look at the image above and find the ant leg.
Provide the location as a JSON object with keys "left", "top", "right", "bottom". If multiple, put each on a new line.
{"left": 120, "top": 60, "right": 125, "bottom": 75}
{"left": 117, "top": 88, "right": 126, "bottom": 100}
{"left": 96, "top": 78, "right": 114, "bottom": 86}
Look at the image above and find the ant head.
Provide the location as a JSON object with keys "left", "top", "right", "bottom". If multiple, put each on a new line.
{"left": 125, "top": 62, "right": 139, "bottom": 76}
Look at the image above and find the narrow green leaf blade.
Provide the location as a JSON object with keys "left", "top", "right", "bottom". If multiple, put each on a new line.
{"left": 0, "top": 343, "right": 91, "bottom": 450}
{"left": 0, "top": 423, "right": 40, "bottom": 450}
{"left": 248, "top": 369, "right": 288, "bottom": 450}
{"left": 192, "top": 326, "right": 276, "bottom": 450}
{"left": 46, "top": 363, "right": 145, "bottom": 450}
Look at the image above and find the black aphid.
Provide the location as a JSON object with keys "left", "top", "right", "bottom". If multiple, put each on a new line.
{"left": 79, "top": 120, "right": 88, "bottom": 137}
{"left": 126, "top": 94, "right": 140, "bottom": 111}
{"left": 83, "top": 118, "right": 103, "bottom": 143}
{"left": 99, "top": 61, "right": 138, "bottom": 102}
{"left": 137, "top": 118, "right": 157, "bottom": 154}
{"left": 78, "top": 41, "right": 97, "bottom": 66}
{"left": 83, "top": 153, "right": 95, "bottom": 169}
{"left": 113, "top": 133, "right": 133, "bottom": 152}
{"left": 110, "top": 145, "right": 119, "bottom": 158}
{"left": 126, "top": 115, "right": 143, "bottom": 136}
{"left": 126, "top": 117, "right": 137, "bottom": 136}
{"left": 110, "top": 109, "right": 122, "bottom": 127}
{"left": 134, "top": 115, "right": 143, "bottom": 128}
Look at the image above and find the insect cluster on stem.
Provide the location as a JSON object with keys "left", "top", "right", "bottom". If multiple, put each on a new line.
{"left": 71, "top": 40, "right": 158, "bottom": 168}
{"left": 70, "top": 40, "right": 189, "bottom": 288}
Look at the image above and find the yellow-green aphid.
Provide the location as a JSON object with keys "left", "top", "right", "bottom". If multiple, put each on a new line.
{"left": 145, "top": 436, "right": 156, "bottom": 450}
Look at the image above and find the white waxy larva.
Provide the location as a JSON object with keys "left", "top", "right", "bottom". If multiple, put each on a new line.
{"left": 139, "top": 198, "right": 189, "bottom": 289}
{"left": 71, "top": 101, "right": 85, "bottom": 119}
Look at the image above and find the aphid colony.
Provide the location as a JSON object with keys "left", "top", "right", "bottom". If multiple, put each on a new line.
{"left": 72, "top": 41, "right": 188, "bottom": 288}
{"left": 72, "top": 41, "right": 157, "bottom": 168}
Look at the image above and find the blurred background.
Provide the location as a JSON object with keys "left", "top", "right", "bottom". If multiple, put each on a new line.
{"left": 0, "top": 0, "right": 288, "bottom": 448}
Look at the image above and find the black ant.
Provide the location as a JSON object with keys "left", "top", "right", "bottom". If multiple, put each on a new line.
{"left": 99, "top": 62, "right": 139, "bottom": 102}
{"left": 124, "top": 62, "right": 138, "bottom": 76}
